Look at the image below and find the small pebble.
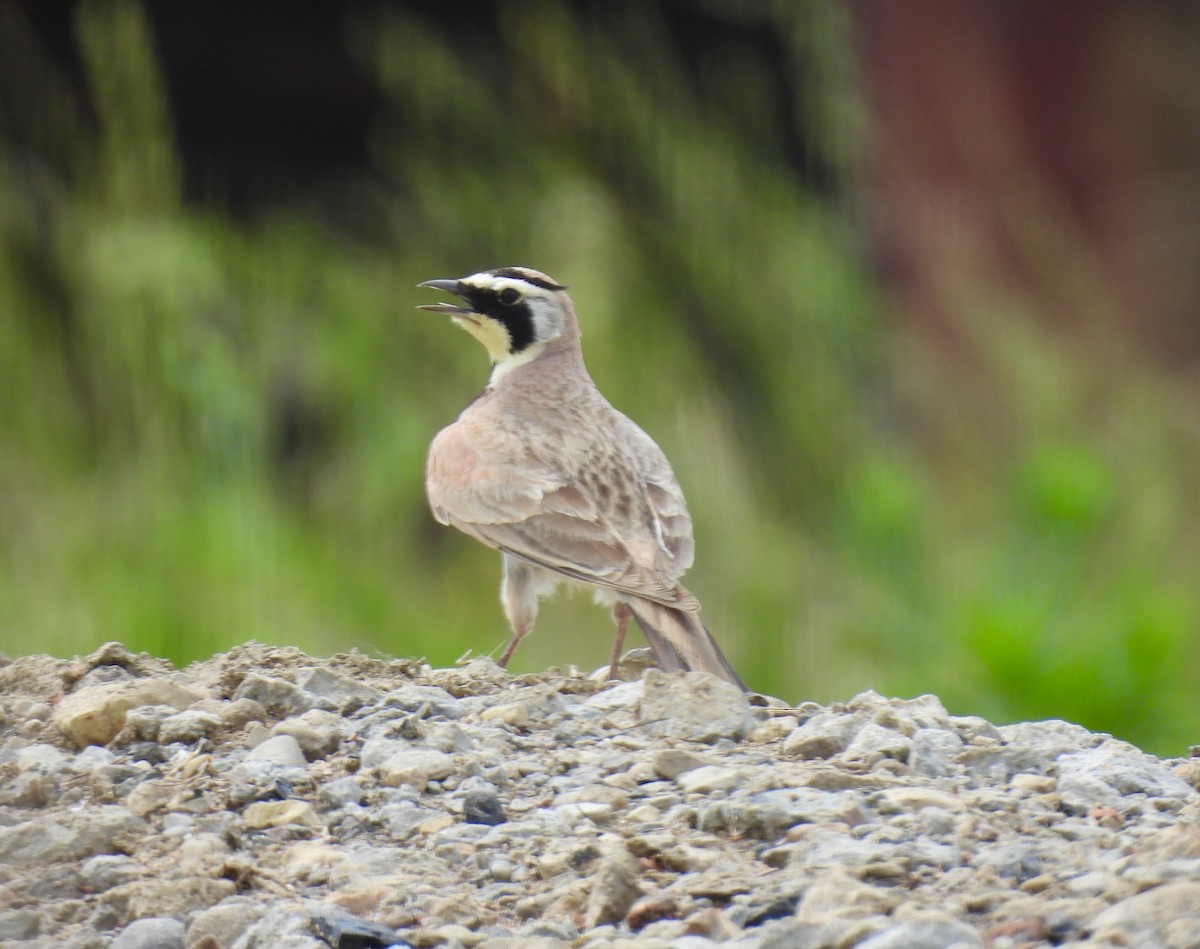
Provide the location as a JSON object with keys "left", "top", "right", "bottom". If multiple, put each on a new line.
{"left": 463, "top": 790, "right": 507, "bottom": 825}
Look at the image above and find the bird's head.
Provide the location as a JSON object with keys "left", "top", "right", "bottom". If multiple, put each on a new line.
{"left": 418, "top": 267, "right": 576, "bottom": 382}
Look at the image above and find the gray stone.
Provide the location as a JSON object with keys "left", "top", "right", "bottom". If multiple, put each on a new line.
{"left": 919, "top": 806, "right": 959, "bottom": 837}
{"left": 54, "top": 679, "right": 204, "bottom": 747}
{"left": 783, "top": 709, "right": 864, "bottom": 759}
{"left": 229, "top": 902, "right": 326, "bottom": 948}
{"left": 949, "top": 715, "right": 1002, "bottom": 741}
{"left": 375, "top": 801, "right": 445, "bottom": 840}
{"left": 701, "top": 787, "right": 870, "bottom": 839}
{"left": 0, "top": 908, "right": 41, "bottom": 941}
{"left": 845, "top": 691, "right": 952, "bottom": 734}
{"left": 185, "top": 898, "right": 271, "bottom": 948}
{"left": 176, "top": 834, "right": 232, "bottom": 875}
{"left": 584, "top": 679, "right": 645, "bottom": 712}
{"left": 56, "top": 927, "right": 111, "bottom": 949}
{"left": 226, "top": 759, "right": 309, "bottom": 808}
{"left": 18, "top": 863, "right": 83, "bottom": 901}
{"left": 463, "top": 790, "right": 507, "bottom": 825}
{"left": 856, "top": 916, "right": 984, "bottom": 949}
{"left": 1057, "top": 769, "right": 1122, "bottom": 811}
{"left": 677, "top": 765, "right": 741, "bottom": 794}
{"left": 80, "top": 855, "right": 141, "bottom": 893}
{"left": 233, "top": 674, "right": 324, "bottom": 716}
{"left": 909, "top": 727, "right": 964, "bottom": 777}
{"left": 272, "top": 709, "right": 342, "bottom": 760}
{"left": 159, "top": 709, "right": 222, "bottom": 744}
{"left": 359, "top": 736, "right": 406, "bottom": 769}
{"left": 0, "top": 770, "right": 56, "bottom": 807}
{"left": 71, "top": 745, "right": 117, "bottom": 772}
{"left": 659, "top": 843, "right": 722, "bottom": 872}
{"left": 295, "top": 666, "right": 382, "bottom": 710}
{"left": 843, "top": 722, "right": 913, "bottom": 763}
{"left": 902, "top": 839, "right": 964, "bottom": 871}
{"left": 217, "top": 697, "right": 267, "bottom": 729}
{"left": 380, "top": 683, "right": 464, "bottom": 719}
{"left": 1058, "top": 745, "right": 1195, "bottom": 811}
{"left": 309, "top": 907, "right": 406, "bottom": 948}
{"left": 108, "top": 877, "right": 238, "bottom": 921}
{"left": 25, "top": 701, "right": 54, "bottom": 721}
{"left": 788, "top": 827, "right": 898, "bottom": 869}
{"left": 245, "top": 734, "right": 308, "bottom": 768}
{"left": 958, "top": 742, "right": 1059, "bottom": 781}
{"left": 111, "top": 917, "right": 186, "bottom": 949}
{"left": 377, "top": 747, "right": 457, "bottom": 788}
{"left": 1090, "top": 881, "right": 1200, "bottom": 944}
{"left": 319, "top": 776, "right": 365, "bottom": 808}
{"left": 795, "top": 871, "right": 901, "bottom": 922}
{"left": 652, "top": 748, "right": 710, "bottom": 780}
{"left": 637, "top": 669, "right": 752, "bottom": 742}
{"left": 15, "top": 742, "right": 67, "bottom": 771}
{"left": 119, "top": 704, "right": 178, "bottom": 742}
{"left": 876, "top": 787, "right": 964, "bottom": 814}
{"left": 583, "top": 846, "right": 643, "bottom": 929}
{"left": 0, "top": 806, "right": 144, "bottom": 866}
{"left": 997, "top": 719, "right": 1101, "bottom": 757}
{"left": 754, "top": 917, "right": 872, "bottom": 949}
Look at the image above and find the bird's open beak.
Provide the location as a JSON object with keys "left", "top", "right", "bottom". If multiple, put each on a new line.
{"left": 417, "top": 278, "right": 473, "bottom": 316}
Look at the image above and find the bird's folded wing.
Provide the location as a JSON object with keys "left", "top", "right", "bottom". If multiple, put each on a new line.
{"left": 431, "top": 478, "right": 698, "bottom": 610}
{"left": 426, "top": 418, "right": 698, "bottom": 608}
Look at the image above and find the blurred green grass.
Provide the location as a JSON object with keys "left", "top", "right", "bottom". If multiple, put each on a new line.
{"left": 1, "top": 1, "right": 1197, "bottom": 754}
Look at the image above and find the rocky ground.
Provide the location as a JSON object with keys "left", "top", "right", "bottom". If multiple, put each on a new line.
{"left": 0, "top": 642, "right": 1198, "bottom": 949}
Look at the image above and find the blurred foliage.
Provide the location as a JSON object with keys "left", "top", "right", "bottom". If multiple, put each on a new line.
{"left": 0, "top": 0, "right": 1196, "bottom": 754}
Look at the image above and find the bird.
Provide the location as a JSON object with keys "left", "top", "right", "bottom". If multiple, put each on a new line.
{"left": 416, "top": 266, "right": 746, "bottom": 690}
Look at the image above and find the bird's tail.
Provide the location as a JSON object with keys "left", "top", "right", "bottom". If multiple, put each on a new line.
{"left": 625, "top": 598, "right": 747, "bottom": 691}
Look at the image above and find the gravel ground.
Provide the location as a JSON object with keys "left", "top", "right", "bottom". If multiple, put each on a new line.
{"left": 1, "top": 641, "right": 1198, "bottom": 949}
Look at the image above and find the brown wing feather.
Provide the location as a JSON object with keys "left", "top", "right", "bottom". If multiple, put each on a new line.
{"left": 426, "top": 404, "right": 699, "bottom": 610}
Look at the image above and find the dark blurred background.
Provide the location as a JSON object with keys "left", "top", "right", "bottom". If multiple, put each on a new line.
{"left": 2, "top": 0, "right": 1198, "bottom": 753}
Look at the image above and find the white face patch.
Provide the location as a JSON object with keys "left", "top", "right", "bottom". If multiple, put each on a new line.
{"left": 459, "top": 271, "right": 558, "bottom": 299}
{"left": 459, "top": 272, "right": 570, "bottom": 344}
{"left": 489, "top": 341, "right": 546, "bottom": 385}
{"left": 434, "top": 268, "right": 573, "bottom": 385}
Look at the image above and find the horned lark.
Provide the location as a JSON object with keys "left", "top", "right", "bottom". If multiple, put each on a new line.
{"left": 417, "top": 266, "right": 746, "bottom": 689}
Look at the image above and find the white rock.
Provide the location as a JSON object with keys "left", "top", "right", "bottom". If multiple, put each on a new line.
{"left": 15, "top": 744, "right": 66, "bottom": 772}
{"left": 245, "top": 734, "right": 307, "bottom": 768}
{"left": 159, "top": 709, "right": 222, "bottom": 744}
{"left": 480, "top": 702, "right": 530, "bottom": 726}
{"left": 1058, "top": 745, "right": 1195, "bottom": 811}
{"left": 53, "top": 679, "right": 204, "bottom": 747}
{"left": 677, "top": 766, "right": 742, "bottom": 794}
{"left": 783, "top": 710, "right": 863, "bottom": 759}
{"left": 856, "top": 915, "right": 983, "bottom": 949}
{"left": 638, "top": 669, "right": 752, "bottom": 742}
{"left": 585, "top": 679, "right": 645, "bottom": 712}
{"left": 843, "top": 722, "right": 913, "bottom": 763}
{"left": 272, "top": 709, "right": 342, "bottom": 760}
{"left": 243, "top": 800, "right": 322, "bottom": 830}
{"left": 295, "top": 666, "right": 381, "bottom": 709}
{"left": 1091, "top": 881, "right": 1200, "bottom": 944}
{"left": 909, "top": 727, "right": 964, "bottom": 777}
{"left": 877, "top": 787, "right": 964, "bottom": 813}
{"left": 377, "top": 748, "right": 456, "bottom": 788}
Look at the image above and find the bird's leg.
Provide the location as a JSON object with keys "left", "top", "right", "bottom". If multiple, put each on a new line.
{"left": 498, "top": 629, "right": 528, "bottom": 668}
{"left": 500, "top": 555, "right": 538, "bottom": 669}
{"left": 608, "top": 601, "right": 633, "bottom": 679}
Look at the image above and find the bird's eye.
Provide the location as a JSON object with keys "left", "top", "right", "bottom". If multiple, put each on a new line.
{"left": 498, "top": 287, "right": 521, "bottom": 306}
